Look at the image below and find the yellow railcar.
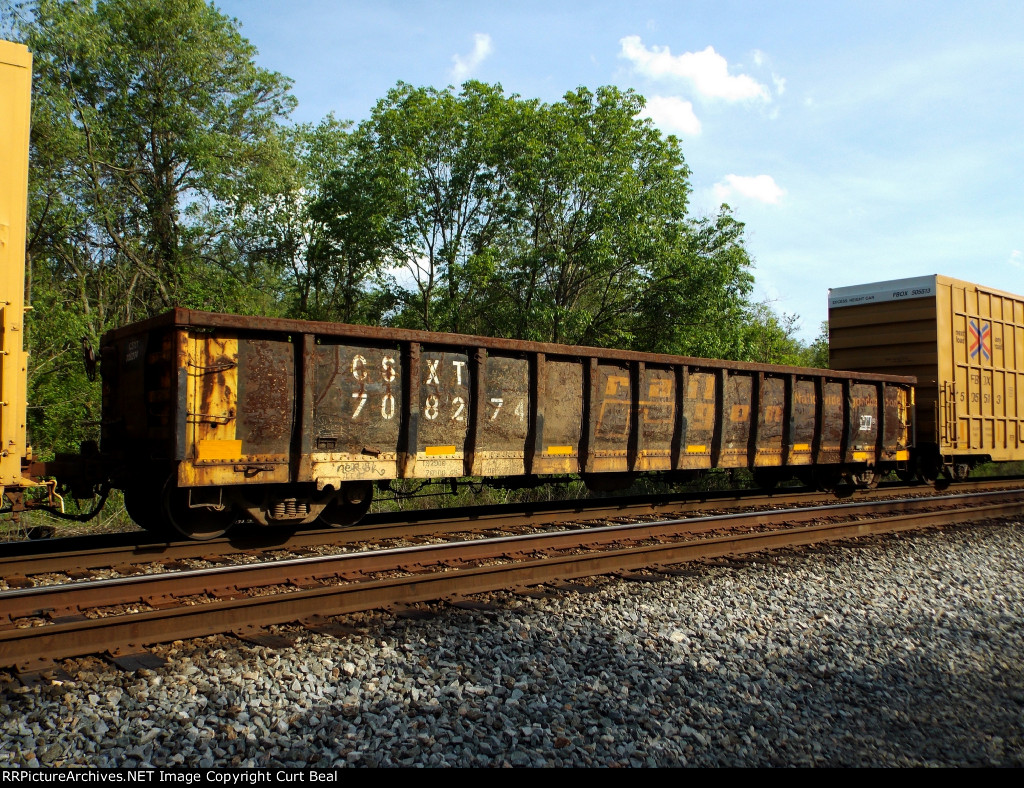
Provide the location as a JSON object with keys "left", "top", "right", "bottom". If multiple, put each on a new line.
{"left": 829, "top": 274, "right": 1024, "bottom": 479}
{"left": 0, "top": 40, "right": 38, "bottom": 505}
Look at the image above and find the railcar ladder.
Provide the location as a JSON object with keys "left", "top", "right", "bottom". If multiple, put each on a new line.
{"left": 940, "top": 380, "right": 958, "bottom": 449}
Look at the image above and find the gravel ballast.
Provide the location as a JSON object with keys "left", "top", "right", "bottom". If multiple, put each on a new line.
{"left": 2, "top": 521, "right": 1023, "bottom": 768}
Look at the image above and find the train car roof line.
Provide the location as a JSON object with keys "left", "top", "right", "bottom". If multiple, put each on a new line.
{"left": 101, "top": 307, "right": 915, "bottom": 384}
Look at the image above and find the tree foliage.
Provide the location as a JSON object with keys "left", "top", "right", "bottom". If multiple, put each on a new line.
{"left": 496, "top": 86, "right": 693, "bottom": 346}
{"left": 312, "top": 83, "right": 758, "bottom": 353}
{"left": 3, "top": 0, "right": 826, "bottom": 459}
{"left": 9, "top": 0, "right": 297, "bottom": 455}
{"left": 20, "top": 0, "right": 296, "bottom": 321}
{"left": 331, "top": 81, "right": 521, "bottom": 333}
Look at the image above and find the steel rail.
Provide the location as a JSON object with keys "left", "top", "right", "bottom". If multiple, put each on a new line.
{"left": 2, "top": 491, "right": 1022, "bottom": 672}
{"left": 1, "top": 485, "right": 860, "bottom": 572}
{"left": 3, "top": 488, "right": 1022, "bottom": 621}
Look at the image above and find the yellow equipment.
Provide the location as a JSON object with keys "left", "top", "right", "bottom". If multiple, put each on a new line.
{"left": 0, "top": 39, "right": 36, "bottom": 501}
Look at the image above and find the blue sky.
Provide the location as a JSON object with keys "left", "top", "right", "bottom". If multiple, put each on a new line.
{"left": 216, "top": 0, "right": 1023, "bottom": 342}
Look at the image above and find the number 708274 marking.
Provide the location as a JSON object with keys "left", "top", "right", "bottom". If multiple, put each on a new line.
{"left": 349, "top": 393, "right": 526, "bottom": 422}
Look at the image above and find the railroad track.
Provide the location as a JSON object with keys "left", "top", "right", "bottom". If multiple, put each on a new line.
{"left": 2, "top": 484, "right": 1022, "bottom": 678}
{"left": 2, "top": 477, "right": 1015, "bottom": 582}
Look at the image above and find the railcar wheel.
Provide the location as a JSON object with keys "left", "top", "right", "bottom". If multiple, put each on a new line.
{"left": 849, "top": 469, "right": 881, "bottom": 490}
{"left": 124, "top": 484, "right": 172, "bottom": 537}
{"left": 948, "top": 463, "right": 971, "bottom": 482}
{"left": 810, "top": 468, "right": 842, "bottom": 492}
{"left": 895, "top": 467, "right": 918, "bottom": 484}
{"left": 161, "top": 477, "right": 235, "bottom": 541}
{"left": 319, "top": 481, "right": 373, "bottom": 528}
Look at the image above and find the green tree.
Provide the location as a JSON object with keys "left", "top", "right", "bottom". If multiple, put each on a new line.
{"left": 220, "top": 114, "right": 397, "bottom": 324}
{"left": 328, "top": 83, "right": 704, "bottom": 347}
{"left": 8, "top": 0, "right": 297, "bottom": 456}
{"left": 15, "top": 0, "right": 296, "bottom": 324}
{"left": 794, "top": 320, "right": 830, "bottom": 368}
{"left": 343, "top": 81, "right": 520, "bottom": 333}
{"left": 630, "top": 206, "right": 755, "bottom": 358}
{"left": 494, "top": 86, "right": 692, "bottom": 346}
{"left": 736, "top": 306, "right": 829, "bottom": 367}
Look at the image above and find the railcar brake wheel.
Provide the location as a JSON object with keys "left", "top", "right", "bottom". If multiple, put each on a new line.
{"left": 161, "top": 476, "right": 235, "bottom": 541}
{"left": 319, "top": 481, "right": 373, "bottom": 528}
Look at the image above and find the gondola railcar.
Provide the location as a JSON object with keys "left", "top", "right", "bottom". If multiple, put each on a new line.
{"left": 0, "top": 38, "right": 929, "bottom": 541}
{"left": 90, "top": 310, "right": 917, "bottom": 538}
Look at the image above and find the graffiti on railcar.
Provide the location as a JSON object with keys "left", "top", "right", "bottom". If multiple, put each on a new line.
{"left": 790, "top": 379, "right": 818, "bottom": 462}
{"left": 849, "top": 384, "right": 879, "bottom": 450}
{"left": 679, "top": 371, "right": 715, "bottom": 467}
{"left": 636, "top": 368, "right": 675, "bottom": 469}
{"left": 595, "top": 365, "right": 631, "bottom": 440}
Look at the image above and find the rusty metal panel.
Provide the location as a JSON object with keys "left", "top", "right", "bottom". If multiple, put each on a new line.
{"left": 310, "top": 342, "right": 402, "bottom": 486}
{"left": 754, "top": 375, "right": 785, "bottom": 467}
{"left": 180, "top": 333, "right": 294, "bottom": 487}
{"left": 147, "top": 333, "right": 176, "bottom": 444}
{"left": 236, "top": 339, "right": 295, "bottom": 457}
{"left": 99, "top": 306, "right": 922, "bottom": 496}
{"left": 883, "top": 384, "right": 910, "bottom": 460}
{"left": 848, "top": 382, "right": 880, "bottom": 462}
{"left": 412, "top": 349, "right": 470, "bottom": 477}
{"left": 720, "top": 373, "right": 753, "bottom": 468}
{"left": 679, "top": 369, "right": 715, "bottom": 469}
{"left": 534, "top": 359, "right": 583, "bottom": 474}
{"left": 101, "top": 327, "right": 177, "bottom": 464}
{"left": 117, "top": 333, "right": 151, "bottom": 441}
{"left": 590, "top": 362, "right": 631, "bottom": 472}
{"left": 637, "top": 366, "right": 675, "bottom": 471}
{"left": 789, "top": 378, "right": 818, "bottom": 465}
{"left": 471, "top": 354, "right": 529, "bottom": 476}
{"left": 818, "top": 381, "right": 845, "bottom": 464}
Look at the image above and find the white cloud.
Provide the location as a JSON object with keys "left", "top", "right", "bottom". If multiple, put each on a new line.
{"left": 619, "top": 35, "right": 770, "bottom": 101}
{"left": 1011, "top": 250, "right": 1023, "bottom": 268}
{"left": 713, "top": 174, "right": 786, "bottom": 205}
{"left": 451, "top": 33, "right": 493, "bottom": 82}
{"left": 639, "top": 95, "right": 701, "bottom": 137}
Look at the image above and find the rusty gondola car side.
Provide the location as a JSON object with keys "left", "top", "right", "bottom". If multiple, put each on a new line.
{"left": 98, "top": 309, "right": 915, "bottom": 539}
